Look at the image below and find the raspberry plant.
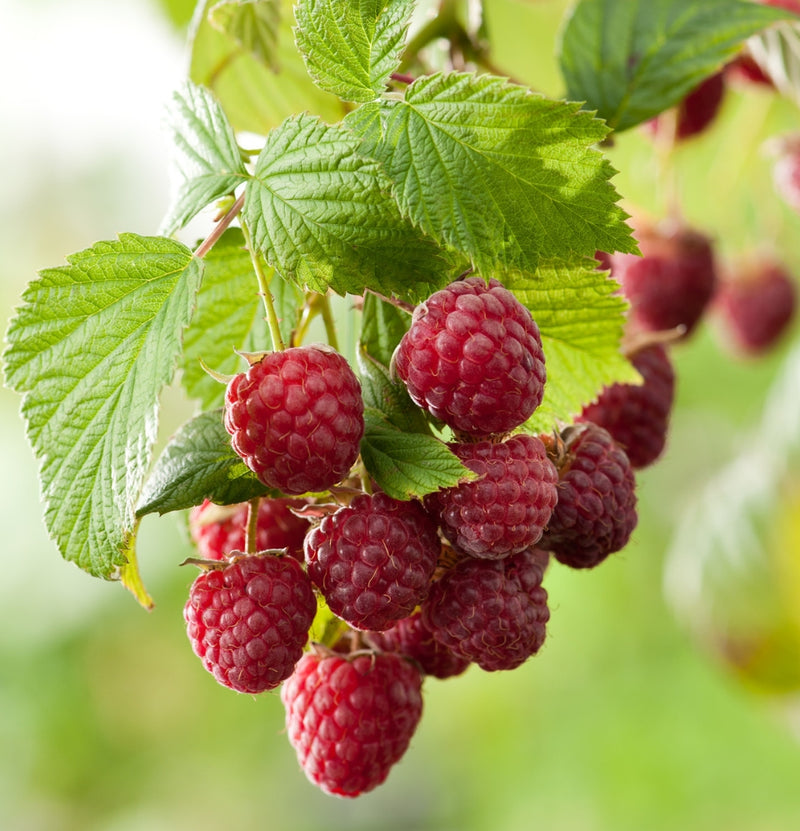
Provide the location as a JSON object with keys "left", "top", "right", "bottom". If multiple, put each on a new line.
{"left": 4, "top": 0, "right": 800, "bottom": 799}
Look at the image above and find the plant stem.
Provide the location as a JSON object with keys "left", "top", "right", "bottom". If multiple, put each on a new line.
{"left": 240, "top": 220, "right": 286, "bottom": 352}
{"left": 193, "top": 191, "right": 245, "bottom": 259}
{"left": 319, "top": 293, "right": 340, "bottom": 352}
{"left": 245, "top": 498, "right": 260, "bottom": 555}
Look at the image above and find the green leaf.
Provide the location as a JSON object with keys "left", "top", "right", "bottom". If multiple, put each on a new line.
{"left": 559, "top": 0, "right": 795, "bottom": 132}
{"left": 4, "top": 235, "right": 203, "bottom": 592}
{"left": 345, "top": 73, "right": 636, "bottom": 276}
{"left": 243, "top": 113, "right": 462, "bottom": 300}
{"left": 161, "top": 81, "right": 248, "bottom": 235}
{"left": 190, "top": 0, "right": 346, "bottom": 135}
{"left": 209, "top": 0, "right": 281, "bottom": 69}
{"left": 136, "top": 409, "right": 275, "bottom": 517}
{"left": 360, "top": 408, "right": 475, "bottom": 500}
{"left": 504, "top": 257, "right": 639, "bottom": 433}
{"left": 357, "top": 347, "right": 430, "bottom": 434}
{"left": 295, "top": 0, "right": 414, "bottom": 103}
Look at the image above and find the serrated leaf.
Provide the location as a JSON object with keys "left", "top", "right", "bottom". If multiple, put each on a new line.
{"left": 161, "top": 81, "right": 248, "bottom": 235}
{"left": 357, "top": 347, "right": 430, "bottom": 434}
{"left": 243, "top": 113, "right": 463, "bottom": 300}
{"left": 559, "top": 0, "right": 794, "bottom": 132}
{"left": 209, "top": 0, "right": 281, "bottom": 70}
{"left": 749, "top": 20, "right": 800, "bottom": 107}
{"left": 136, "top": 408, "right": 275, "bottom": 516}
{"left": 295, "top": 0, "right": 414, "bottom": 103}
{"left": 190, "top": 0, "right": 346, "bottom": 134}
{"left": 504, "top": 257, "right": 639, "bottom": 432}
{"left": 4, "top": 235, "right": 203, "bottom": 595}
{"left": 360, "top": 408, "right": 475, "bottom": 500}
{"left": 345, "top": 73, "right": 636, "bottom": 277}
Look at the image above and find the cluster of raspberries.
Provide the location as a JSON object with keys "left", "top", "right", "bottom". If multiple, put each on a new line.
{"left": 183, "top": 276, "right": 678, "bottom": 799}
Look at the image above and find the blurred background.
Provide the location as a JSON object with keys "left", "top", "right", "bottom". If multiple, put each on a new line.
{"left": 3, "top": 0, "right": 800, "bottom": 829}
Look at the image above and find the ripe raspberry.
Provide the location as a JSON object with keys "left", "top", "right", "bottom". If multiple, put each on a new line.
{"left": 577, "top": 344, "right": 675, "bottom": 470}
{"left": 713, "top": 258, "right": 797, "bottom": 356}
{"left": 189, "top": 498, "right": 310, "bottom": 561}
{"left": 540, "top": 423, "right": 638, "bottom": 569}
{"left": 421, "top": 548, "right": 550, "bottom": 672}
{"left": 305, "top": 493, "right": 440, "bottom": 631}
{"left": 646, "top": 72, "right": 726, "bottom": 141}
{"left": 224, "top": 345, "right": 364, "bottom": 495}
{"left": 424, "top": 433, "right": 558, "bottom": 559}
{"left": 368, "top": 611, "right": 471, "bottom": 679}
{"left": 393, "top": 277, "right": 546, "bottom": 437}
{"left": 281, "top": 650, "right": 423, "bottom": 797}
{"left": 725, "top": 53, "right": 774, "bottom": 88}
{"left": 184, "top": 553, "right": 316, "bottom": 694}
{"left": 610, "top": 219, "right": 717, "bottom": 339}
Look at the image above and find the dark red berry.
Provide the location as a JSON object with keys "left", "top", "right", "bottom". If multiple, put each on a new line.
{"left": 424, "top": 433, "right": 558, "bottom": 559}
{"left": 281, "top": 650, "right": 423, "bottom": 797}
{"left": 394, "top": 277, "right": 546, "bottom": 437}
{"left": 647, "top": 72, "right": 726, "bottom": 141}
{"left": 189, "top": 498, "right": 310, "bottom": 561}
{"left": 540, "top": 423, "right": 638, "bottom": 569}
{"left": 577, "top": 344, "right": 675, "bottom": 470}
{"left": 422, "top": 548, "right": 550, "bottom": 672}
{"left": 725, "top": 53, "right": 774, "bottom": 88}
{"left": 224, "top": 345, "right": 364, "bottom": 495}
{"left": 184, "top": 553, "right": 316, "bottom": 694}
{"left": 304, "top": 493, "right": 440, "bottom": 631}
{"left": 368, "top": 611, "right": 471, "bottom": 679}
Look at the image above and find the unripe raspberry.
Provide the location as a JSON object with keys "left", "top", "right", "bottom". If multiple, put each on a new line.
{"left": 424, "top": 433, "right": 558, "bottom": 559}
{"left": 394, "top": 277, "right": 546, "bottom": 437}
{"left": 189, "top": 498, "right": 310, "bottom": 561}
{"left": 422, "top": 548, "right": 550, "bottom": 671}
{"left": 305, "top": 493, "right": 440, "bottom": 631}
{"left": 281, "top": 650, "right": 423, "bottom": 797}
{"left": 577, "top": 344, "right": 675, "bottom": 470}
{"left": 224, "top": 345, "right": 364, "bottom": 495}
{"left": 540, "top": 423, "right": 638, "bottom": 569}
{"left": 184, "top": 553, "right": 316, "bottom": 694}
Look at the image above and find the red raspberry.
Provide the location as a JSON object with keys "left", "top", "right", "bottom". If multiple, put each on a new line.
{"left": 281, "top": 650, "right": 423, "bottom": 797}
{"left": 184, "top": 553, "right": 316, "bottom": 694}
{"left": 393, "top": 277, "right": 546, "bottom": 437}
{"left": 304, "top": 493, "right": 440, "bottom": 631}
{"left": 713, "top": 258, "right": 797, "bottom": 356}
{"left": 577, "top": 344, "right": 675, "bottom": 470}
{"left": 189, "top": 498, "right": 310, "bottom": 561}
{"left": 725, "top": 53, "right": 774, "bottom": 88}
{"left": 368, "top": 611, "right": 471, "bottom": 679}
{"left": 610, "top": 219, "right": 717, "bottom": 339}
{"left": 540, "top": 423, "right": 638, "bottom": 570}
{"left": 646, "top": 72, "right": 726, "bottom": 141}
{"left": 224, "top": 345, "right": 364, "bottom": 495}
{"left": 424, "top": 433, "right": 558, "bottom": 559}
{"left": 421, "top": 548, "right": 550, "bottom": 671}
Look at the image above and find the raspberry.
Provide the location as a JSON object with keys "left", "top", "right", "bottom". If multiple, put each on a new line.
{"left": 189, "top": 498, "right": 310, "bottom": 561}
{"left": 393, "top": 277, "right": 546, "bottom": 437}
{"left": 224, "top": 345, "right": 364, "bottom": 495}
{"left": 305, "top": 493, "right": 440, "bottom": 631}
{"left": 281, "top": 650, "right": 423, "bottom": 797}
{"left": 771, "top": 134, "right": 800, "bottom": 214}
{"left": 713, "top": 258, "right": 797, "bottom": 356}
{"left": 184, "top": 553, "right": 316, "bottom": 694}
{"left": 577, "top": 344, "right": 675, "bottom": 470}
{"left": 646, "top": 72, "right": 726, "bottom": 141}
{"left": 725, "top": 53, "right": 774, "bottom": 88}
{"left": 610, "top": 219, "right": 717, "bottom": 339}
{"left": 540, "top": 423, "right": 638, "bottom": 569}
{"left": 368, "top": 611, "right": 471, "bottom": 679}
{"left": 421, "top": 548, "right": 550, "bottom": 671}
{"left": 424, "top": 433, "right": 558, "bottom": 559}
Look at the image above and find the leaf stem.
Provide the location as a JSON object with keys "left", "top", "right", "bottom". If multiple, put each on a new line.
{"left": 241, "top": 220, "right": 286, "bottom": 352}
{"left": 193, "top": 191, "right": 245, "bottom": 259}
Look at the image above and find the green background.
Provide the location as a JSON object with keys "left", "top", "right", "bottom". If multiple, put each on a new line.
{"left": 2, "top": 0, "right": 800, "bottom": 829}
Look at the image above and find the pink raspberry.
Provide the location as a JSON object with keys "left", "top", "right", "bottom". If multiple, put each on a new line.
{"left": 424, "top": 433, "right": 558, "bottom": 559}
{"left": 184, "top": 553, "right": 316, "bottom": 694}
{"left": 393, "top": 277, "right": 546, "bottom": 437}
{"left": 224, "top": 345, "right": 364, "bottom": 495}
{"left": 304, "top": 493, "right": 440, "bottom": 631}
{"left": 421, "top": 548, "right": 550, "bottom": 671}
{"left": 771, "top": 134, "right": 800, "bottom": 214}
{"left": 281, "top": 650, "right": 423, "bottom": 797}
{"left": 577, "top": 344, "right": 675, "bottom": 470}
{"left": 540, "top": 423, "right": 638, "bottom": 569}
{"left": 189, "top": 498, "right": 311, "bottom": 561}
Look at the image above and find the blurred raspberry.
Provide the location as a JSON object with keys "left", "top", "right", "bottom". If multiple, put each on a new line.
{"left": 646, "top": 72, "right": 726, "bottom": 141}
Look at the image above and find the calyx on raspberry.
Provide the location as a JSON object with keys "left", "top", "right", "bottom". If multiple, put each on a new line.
{"left": 281, "top": 649, "right": 424, "bottom": 798}
{"left": 224, "top": 344, "right": 364, "bottom": 495}
{"left": 184, "top": 553, "right": 316, "bottom": 694}
{"left": 393, "top": 276, "right": 546, "bottom": 437}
